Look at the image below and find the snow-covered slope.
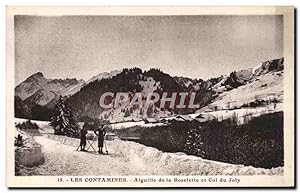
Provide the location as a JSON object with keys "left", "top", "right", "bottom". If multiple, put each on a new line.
{"left": 85, "top": 70, "right": 121, "bottom": 85}
{"left": 251, "top": 58, "right": 284, "bottom": 78}
{"left": 203, "top": 71, "right": 283, "bottom": 110}
{"left": 208, "top": 58, "right": 284, "bottom": 93}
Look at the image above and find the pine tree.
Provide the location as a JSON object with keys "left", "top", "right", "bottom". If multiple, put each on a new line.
{"left": 124, "top": 108, "right": 131, "bottom": 117}
{"left": 146, "top": 104, "right": 154, "bottom": 118}
{"left": 50, "top": 96, "right": 78, "bottom": 137}
{"left": 139, "top": 108, "right": 143, "bottom": 115}
{"left": 184, "top": 126, "right": 206, "bottom": 157}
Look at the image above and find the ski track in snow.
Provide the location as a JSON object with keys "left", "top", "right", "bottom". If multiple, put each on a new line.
{"left": 20, "top": 136, "right": 152, "bottom": 176}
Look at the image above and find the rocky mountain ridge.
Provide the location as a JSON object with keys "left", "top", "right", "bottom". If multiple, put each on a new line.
{"left": 15, "top": 57, "right": 284, "bottom": 121}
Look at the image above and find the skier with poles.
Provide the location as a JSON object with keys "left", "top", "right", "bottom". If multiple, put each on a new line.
{"left": 79, "top": 122, "right": 88, "bottom": 151}
{"left": 94, "top": 123, "right": 107, "bottom": 154}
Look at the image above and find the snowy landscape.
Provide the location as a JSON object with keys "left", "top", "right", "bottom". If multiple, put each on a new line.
{"left": 13, "top": 15, "right": 285, "bottom": 177}
{"left": 14, "top": 57, "right": 284, "bottom": 176}
{"left": 15, "top": 119, "right": 283, "bottom": 176}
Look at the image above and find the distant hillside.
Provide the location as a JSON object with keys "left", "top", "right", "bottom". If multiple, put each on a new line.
{"left": 199, "top": 58, "right": 284, "bottom": 111}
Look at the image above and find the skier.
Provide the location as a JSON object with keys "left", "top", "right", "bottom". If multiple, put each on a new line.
{"left": 94, "top": 124, "right": 106, "bottom": 154}
{"left": 79, "top": 123, "right": 88, "bottom": 151}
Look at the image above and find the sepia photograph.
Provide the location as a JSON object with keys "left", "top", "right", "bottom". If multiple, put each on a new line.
{"left": 6, "top": 6, "right": 295, "bottom": 188}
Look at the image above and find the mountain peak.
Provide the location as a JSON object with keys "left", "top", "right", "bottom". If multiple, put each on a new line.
{"left": 15, "top": 71, "right": 85, "bottom": 106}
{"left": 251, "top": 57, "right": 284, "bottom": 77}
{"left": 32, "top": 72, "right": 44, "bottom": 78}
{"left": 24, "top": 72, "right": 45, "bottom": 82}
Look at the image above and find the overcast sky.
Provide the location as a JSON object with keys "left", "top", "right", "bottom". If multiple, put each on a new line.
{"left": 15, "top": 15, "right": 283, "bottom": 85}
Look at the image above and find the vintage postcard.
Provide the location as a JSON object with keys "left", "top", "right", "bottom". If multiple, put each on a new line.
{"left": 6, "top": 6, "right": 295, "bottom": 188}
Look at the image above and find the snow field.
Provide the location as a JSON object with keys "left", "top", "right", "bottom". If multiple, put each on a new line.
{"left": 44, "top": 134, "right": 283, "bottom": 176}
{"left": 22, "top": 136, "right": 151, "bottom": 176}
{"left": 110, "top": 121, "right": 165, "bottom": 130}
{"left": 194, "top": 104, "right": 283, "bottom": 124}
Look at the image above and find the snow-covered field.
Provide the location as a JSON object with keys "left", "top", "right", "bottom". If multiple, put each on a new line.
{"left": 39, "top": 134, "right": 283, "bottom": 176}
{"left": 15, "top": 119, "right": 283, "bottom": 176}
{"left": 15, "top": 118, "right": 53, "bottom": 134}
{"left": 110, "top": 121, "right": 165, "bottom": 130}
{"left": 14, "top": 117, "right": 165, "bottom": 131}
{"left": 19, "top": 136, "right": 152, "bottom": 176}
{"left": 191, "top": 103, "right": 282, "bottom": 124}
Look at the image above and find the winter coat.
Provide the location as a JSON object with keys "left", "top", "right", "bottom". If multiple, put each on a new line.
{"left": 94, "top": 127, "right": 106, "bottom": 147}
{"left": 80, "top": 128, "right": 88, "bottom": 140}
{"left": 80, "top": 128, "right": 88, "bottom": 146}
